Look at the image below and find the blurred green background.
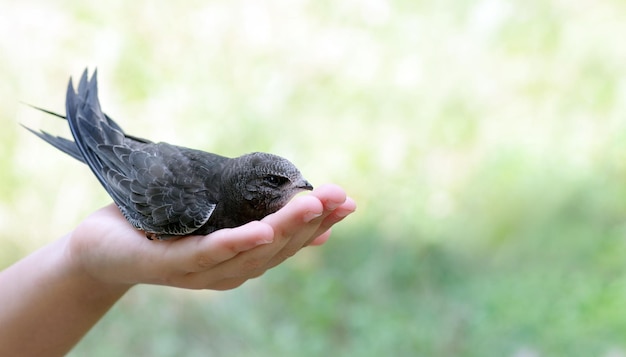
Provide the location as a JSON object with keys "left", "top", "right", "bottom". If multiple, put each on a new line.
{"left": 2, "top": 0, "right": 626, "bottom": 355}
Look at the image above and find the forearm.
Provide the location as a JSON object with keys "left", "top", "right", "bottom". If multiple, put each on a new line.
{"left": 0, "top": 234, "right": 131, "bottom": 357}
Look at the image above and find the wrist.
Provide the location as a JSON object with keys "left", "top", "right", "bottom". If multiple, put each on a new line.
{"left": 60, "top": 233, "right": 134, "bottom": 297}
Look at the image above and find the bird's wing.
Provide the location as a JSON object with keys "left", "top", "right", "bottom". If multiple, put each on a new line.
{"left": 64, "top": 70, "right": 218, "bottom": 236}
{"left": 98, "top": 143, "right": 219, "bottom": 236}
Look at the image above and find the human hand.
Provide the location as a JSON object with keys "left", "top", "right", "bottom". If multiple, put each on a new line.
{"left": 66, "top": 183, "right": 356, "bottom": 290}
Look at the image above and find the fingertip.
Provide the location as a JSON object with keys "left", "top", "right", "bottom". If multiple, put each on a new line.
{"left": 300, "top": 196, "right": 325, "bottom": 223}
{"left": 332, "top": 197, "right": 357, "bottom": 220}
{"left": 287, "top": 194, "right": 325, "bottom": 218}
{"left": 342, "top": 196, "right": 357, "bottom": 213}
{"left": 214, "top": 220, "right": 275, "bottom": 246}
{"left": 311, "top": 183, "right": 348, "bottom": 210}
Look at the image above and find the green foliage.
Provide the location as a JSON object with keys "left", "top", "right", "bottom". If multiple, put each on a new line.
{"left": 2, "top": 0, "right": 626, "bottom": 355}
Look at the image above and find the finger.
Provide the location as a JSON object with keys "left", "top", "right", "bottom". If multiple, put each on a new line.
{"left": 277, "top": 195, "right": 356, "bottom": 251}
{"left": 264, "top": 227, "right": 333, "bottom": 269}
{"left": 181, "top": 187, "right": 353, "bottom": 283}
{"left": 209, "top": 195, "right": 325, "bottom": 279}
{"left": 307, "top": 229, "right": 332, "bottom": 246}
{"left": 260, "top": 188, "right": 351, "bottom": 267}
{"left": 310, "top": 183, "right": 348, "bottom": 211}
{"left": 260, "top": 184, "right": 349, "bottom": 243}
{"left": 264, "top": 195, "right": 356, "bottom": 268}
{"left": 161, "top": 221, "right": 274, "bottom": 274}
{"left": 261, "top": 194, "right": 324, "bottom": 240}
{"left": 308, "top": 196, "right": 357, "bottom": 240}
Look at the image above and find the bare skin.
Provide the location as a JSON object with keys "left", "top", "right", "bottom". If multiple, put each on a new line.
{"left": 0, "top": 184, "right": 356, "bottom": 357}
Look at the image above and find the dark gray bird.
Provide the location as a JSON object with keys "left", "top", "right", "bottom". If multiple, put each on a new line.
{"left": 24, "top": 69, "right": 313, "bottom": 240}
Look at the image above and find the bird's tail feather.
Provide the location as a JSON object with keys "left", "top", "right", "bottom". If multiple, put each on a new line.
{"left": 21, "top": 125, "right": 85, "bottom": 162}
{"left": 21, "top": 103, "right": 66, "bottom": 120}
{"left": 23, "top": 68, "right": 153, "bottom": 175}
{"left": 24, "top": 103, "right": 152, "bottom": 145}
{"left": 65, "top": 69, "right": 122, "bottom": 190}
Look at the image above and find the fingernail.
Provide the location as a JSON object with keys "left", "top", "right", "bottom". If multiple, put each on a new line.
{"left": 256, "top": 238, "right": 273, "bottom": 245}
{"left": 334, "top": 209, "right": 351, "bottom": 218}
{"left": 303, "top": 211, "right": 323, "bottom": 223}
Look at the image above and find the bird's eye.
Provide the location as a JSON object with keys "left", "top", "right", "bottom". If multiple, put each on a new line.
{"left": 264, "top": 175, "right": 289, "bottom": 186}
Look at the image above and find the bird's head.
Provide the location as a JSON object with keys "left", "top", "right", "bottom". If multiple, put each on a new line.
{"left": 227, "top": 152, "right": 313, "bottom": 216}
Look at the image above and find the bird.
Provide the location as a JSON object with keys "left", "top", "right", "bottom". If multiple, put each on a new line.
{"left": 23, "top": 69, "right": 313, "bottom": 240}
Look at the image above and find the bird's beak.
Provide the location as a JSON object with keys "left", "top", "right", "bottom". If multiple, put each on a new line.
{"left": 297, "top": 179, "right": 314, "bottom": 191}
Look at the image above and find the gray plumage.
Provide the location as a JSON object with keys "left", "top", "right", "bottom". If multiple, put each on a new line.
{"left": 24, "top": 69, "right": 313, "bottom": 240}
